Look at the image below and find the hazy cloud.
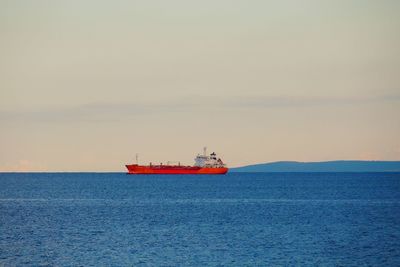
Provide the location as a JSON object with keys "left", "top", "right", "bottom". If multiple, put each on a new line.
{"left": 0, "top": 160, "right": 48, "bottom": 172}
{"left": 1, "top": 95, "right": 399, "bottom": 123}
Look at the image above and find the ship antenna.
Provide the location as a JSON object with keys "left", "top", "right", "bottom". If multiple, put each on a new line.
{"left": 203, "top": 146, "right": 207, "bottom": 156}
{"left": 136, "top": 153, "right": 139, "bottom": 164}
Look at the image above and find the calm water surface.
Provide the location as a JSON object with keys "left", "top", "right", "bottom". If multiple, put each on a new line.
{"left": 1, "top": 172, "right": 400, "bottom": 266}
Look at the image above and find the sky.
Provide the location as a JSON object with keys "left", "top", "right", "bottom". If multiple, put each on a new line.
{"left": 0, "top": 0, "right": 399, "bottom": 171}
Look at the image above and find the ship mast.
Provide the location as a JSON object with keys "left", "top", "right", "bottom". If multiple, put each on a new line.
{"left": 136, "top": 153, "right": 139, "bottom": 165}
{"left": 203, "top": 146, "right": 207, "bottom": 156}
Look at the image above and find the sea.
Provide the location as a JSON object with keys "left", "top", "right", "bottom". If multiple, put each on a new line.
{"left": 1, "top": 172, "right": 400, "bottom": 266}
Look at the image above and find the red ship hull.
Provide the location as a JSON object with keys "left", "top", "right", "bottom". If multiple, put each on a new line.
{"left": 126, "top": 164, "right": 228, "bottom": 175}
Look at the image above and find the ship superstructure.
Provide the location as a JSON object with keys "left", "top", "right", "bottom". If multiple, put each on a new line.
{"left": 194, "top": 147, "right": 226, "bottom": 168}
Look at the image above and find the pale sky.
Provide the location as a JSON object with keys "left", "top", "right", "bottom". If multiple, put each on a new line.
{"left": 1, "top": 0, "right": 399, "bottom": 171}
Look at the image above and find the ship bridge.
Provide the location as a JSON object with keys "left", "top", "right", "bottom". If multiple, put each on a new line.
{"left": 194, "top": 147, "right": 226, "bottom": 168}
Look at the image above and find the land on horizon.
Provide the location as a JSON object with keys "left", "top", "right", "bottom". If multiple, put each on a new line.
{"left": 231, "top": 160, "right": 400, "bottom": 172}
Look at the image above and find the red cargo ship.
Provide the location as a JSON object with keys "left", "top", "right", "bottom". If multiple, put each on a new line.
{"left": 126, "top": 148, "right": 228, "bottom": 175}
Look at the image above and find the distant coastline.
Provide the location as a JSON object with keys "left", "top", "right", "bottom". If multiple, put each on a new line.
{"left": 231, "top": 161, "right": 400, "bottom": 172}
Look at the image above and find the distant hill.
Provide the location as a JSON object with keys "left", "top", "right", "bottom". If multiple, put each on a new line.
{"left": 231, "top": 161, "right": 400, "bottom": 172}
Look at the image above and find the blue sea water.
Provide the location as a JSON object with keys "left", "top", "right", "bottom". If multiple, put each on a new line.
{"left": 1, "top": 172, "right": 400, "bottom": 266}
